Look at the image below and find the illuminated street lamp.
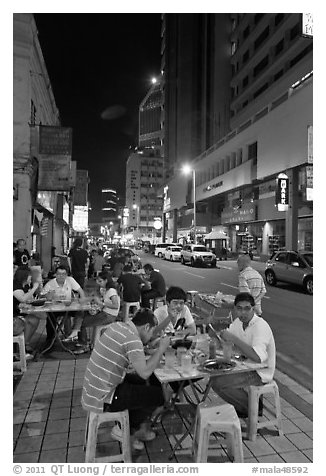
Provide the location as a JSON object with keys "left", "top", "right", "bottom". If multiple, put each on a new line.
{"left": 132, "top": 204, "right": 140, "bottom": 238}
{"left": 182, "top": 164, "right": 196, "bottom": 244}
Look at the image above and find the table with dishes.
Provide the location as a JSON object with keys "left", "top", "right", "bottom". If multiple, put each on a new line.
{"left": 19, "top": 298, "right": 93, "bottom": 357}
{"left": 154, "top": 335, "right": 266, "bottom": 458}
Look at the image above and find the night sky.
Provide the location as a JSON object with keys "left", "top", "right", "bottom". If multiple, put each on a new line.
{"left": 34, "top": 13, "right": 162, "bottom": 222}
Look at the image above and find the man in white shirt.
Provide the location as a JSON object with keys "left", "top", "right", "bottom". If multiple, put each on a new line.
{"left": 211, "top": 292, "right": 275, "bottom": 418}
{"left": 153, "top": 286, "right": 196, "bottom": 337}
{"left": 43, "top": 266, "right": 86, "bottom": 346}
{"left": 237, "top": 254, "right": 266, "bottom": 316}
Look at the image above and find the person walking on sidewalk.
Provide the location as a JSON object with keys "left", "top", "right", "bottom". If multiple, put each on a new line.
{"left": 237, "top": 254, "right": 266, "bottom": 316}
{"left": 68, "top": 238, "right": 89, "bottom": 288}
{"left": 81, "top": 308, "right": 170, "bottom": 451}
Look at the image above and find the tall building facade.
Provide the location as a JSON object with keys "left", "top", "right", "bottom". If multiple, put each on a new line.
{"left": 162, "top": 13, "right": 313, "bottom": 257}
{"left": 124, "top": 148, "right": 164, "bottom": 243}
{"left": 139, "top": 79, "right": 164, "bottom": 158}
{"left": 101, "top": 188, "right": 118, "bottom": 223}
{"left": 14, "top": 14, "right": 74, "bottom": 272}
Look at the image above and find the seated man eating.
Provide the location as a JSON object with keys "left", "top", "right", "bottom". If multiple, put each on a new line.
{"left": 42, "top": 265, "right": 86, "bottom": 347}
{"left": 153, "top": 286, "right": 196, "bottom": 337}
{"left": 81, "top": 308, "right": 170, "bottom": 451}
{"left": 211, "top": 292, "right": 276, "bottom": 418}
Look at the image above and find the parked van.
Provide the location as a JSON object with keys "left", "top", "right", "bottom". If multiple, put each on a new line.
{"left": 154, "top": 243, "right": 171, "bottom": 258}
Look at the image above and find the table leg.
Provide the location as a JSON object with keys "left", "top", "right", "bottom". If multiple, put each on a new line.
{"left": 38, "top": 312, "right": 77, "bottom": 358}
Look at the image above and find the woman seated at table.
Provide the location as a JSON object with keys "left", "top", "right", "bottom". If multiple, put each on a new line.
{"left": 68, "top": 271, "right": 121, "bottom": 350}
{"left": 13, "top": 268, "right": 42, "bottom": 356}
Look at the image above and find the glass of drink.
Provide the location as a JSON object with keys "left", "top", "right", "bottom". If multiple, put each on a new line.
{"left": 176, "top": 346, "right": 187, "bottom": 366}
{"left": 222, "top": 341, "right": 234, "bottom": 362}
{"left": 165, "top": 348, "right": 175, "bottom": 368}
{"left": 181, "top": 352, "right": 192, "bottom": 371}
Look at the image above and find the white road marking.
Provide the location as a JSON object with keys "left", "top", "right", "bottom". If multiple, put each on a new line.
{"left": 183, "top": 271, "right": 205, "bottom": 279}
{"left": 220, "top": 282, "right": 270, "bottom": 299}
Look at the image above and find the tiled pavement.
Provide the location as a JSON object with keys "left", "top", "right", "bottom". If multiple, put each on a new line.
{"left": 13, "top": 353, "right": 313, "bottom": 464}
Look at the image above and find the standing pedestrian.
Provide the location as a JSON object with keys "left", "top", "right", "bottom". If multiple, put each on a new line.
{"left": 237, "top": 254, "right": 266, "bottom": 316}
{"left": 13, "top": 239, "right": 30, "bottom": 269}
{"left": 68, "top": 238, "right": 89, "bottom": 288}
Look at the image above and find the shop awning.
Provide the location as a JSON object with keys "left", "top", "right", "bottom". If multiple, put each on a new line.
{"left": 204, "top": 231, "right": 229, "bottom": 240}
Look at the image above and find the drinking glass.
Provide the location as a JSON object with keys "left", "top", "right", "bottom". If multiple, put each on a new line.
{"left": 165, "top": 348, "right": 175, "bottom": 368}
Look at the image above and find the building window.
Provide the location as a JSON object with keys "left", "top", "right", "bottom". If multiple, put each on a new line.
{"left": 290, "top": 22, "right": 301, "bottom": 40}
{"left": 275, "top": 13, "right": 284, "bottom": 26}
{"left": 242, "top": 75, "right": 249, "bottom": 88}
{"left": 30, "top": 100, "right": 37, "bottom": 125}
{"left": 253, "top": 83, "right": 268, "bottom": 98}
{"left": 243, "top": 25, "right": 250, "bottom": 40}
{"left": 289, "top": 44, "right": 313, "bottom": 68}
{"left": 248, "top": 142, "right": 258, "bottom": 161}
{"left": 274, "top": 69, "right": 284, "bottom": 81}
{"left": 254, "top": 26, "right": 270, "bottom": 50}
{"left": 231, "top": 41, "right": 237, "bottom": 55}
{"left": 254, "top": 13, "right": 264, "bottom": 25}
{"left": 242, "top": 99, "right": 249, "bottom": 108}
{"left": 242, "top": 50, "right": 250, "bottom": 64}
{"left": 275, "top": 38, "right": 284, "bottom": 56}
{"left": 253, "top": 55, "right": 269, "bottom": 77}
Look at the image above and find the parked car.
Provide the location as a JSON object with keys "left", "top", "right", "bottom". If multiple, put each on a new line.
{"left": 164, "top": 246, "right": 182, "bottom": 262}
{"left": 154, "top": 243, "right": 172, "bottom": 258}
{"left": 180, "top": 244, "right": 216, "bottom": 268}
{"left": 265, "top": 250, "right": 313, "bottom": 295}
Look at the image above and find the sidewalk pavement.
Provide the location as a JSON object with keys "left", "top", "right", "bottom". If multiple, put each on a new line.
{"left": 13, "top": 351, "right": 313, "bottom": 464}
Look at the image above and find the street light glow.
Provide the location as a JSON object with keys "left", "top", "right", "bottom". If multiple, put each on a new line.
{"left": 182, "top": 164, "right": 192, "bottom": 175}
{"left": 151, "top": 77, "right": 157, "bottom": 84}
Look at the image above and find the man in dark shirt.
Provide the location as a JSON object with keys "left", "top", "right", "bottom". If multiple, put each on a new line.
{"left": 13, "top": 239, "right": 30, "bottom": 268}
{"left": 141, "top": 264, "right": 166, "bottom": 308}
{"left": 118, "top": 263, "right": 144, "bottom": 303}
{"left": 68, "top": 238, "right": 89, "bottom": 288}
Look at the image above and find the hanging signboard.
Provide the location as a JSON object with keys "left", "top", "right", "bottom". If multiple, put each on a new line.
{"left": 307, "top": 125, "right": 313, "bottom": 164}
{"left": 275, "top": 173, "right": 289, "bottom": 211}
{"left": 39, "top": 126, "right": 72, "bottom": 156}
{"left": 74, "top": 169, "right": 89, "bottom": 206}
{"left": 38, "top": 156, "right": 71, "bottom": 191}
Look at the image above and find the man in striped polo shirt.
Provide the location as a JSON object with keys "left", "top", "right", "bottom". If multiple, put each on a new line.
{"left": 237, "top": 254, "right": 266, "bottom": 316}
{"left": 81, "top": 308, "right": 170, "bottom": 451}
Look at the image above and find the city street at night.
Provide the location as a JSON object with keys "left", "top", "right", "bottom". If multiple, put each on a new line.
{"left": 12, "top": 11, "right": 314, "bottom": 468}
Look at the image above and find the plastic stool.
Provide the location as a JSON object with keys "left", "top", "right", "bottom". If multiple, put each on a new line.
{"left": 247, "top": 380, "right": 283, "bottom": 441}
{"left": 13, "top": 333, "right": 27, "bottom": 373}
{"left": 85, "top": 410, "right": 131, "bottom": 463}
{"left": 152, "top": 296, "right": 166, "bottom": 310}
{"left": 192, "top": 402, "right": 243, "bottom": 463}
{"left": 123, "top": 301, "right": 140, "bottom": 321}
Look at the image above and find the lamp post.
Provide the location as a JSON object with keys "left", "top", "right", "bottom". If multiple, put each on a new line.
{"left": 182, "top": 165, "right": 196, "bottom": 244}
{"left": 132, "top": 204, "right": 139, "bottom": 239}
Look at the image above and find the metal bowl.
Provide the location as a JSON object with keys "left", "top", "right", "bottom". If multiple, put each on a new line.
{"left": 201, "top": 358, "right": 236, "bottom": 372}
{"left": 30, "top": 298, "right": 47, "bottom": 307}
{"left": 171, "top": 338, "right": 192, "bottom": 350}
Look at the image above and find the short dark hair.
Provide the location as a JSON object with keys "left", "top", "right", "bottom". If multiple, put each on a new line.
{"left": 132, "top": 308, "right": 156, "bottom": 328}
{"left": 234, "top": 292, "right": 255, "bottom": 307}
{"left": 166, "top": 286, "right": 187, "bottom": 303}
{"left": 97, "top": 271, "right": 115, "bottom": 289}
{"left": 13, "top": 267, "right": 31, "bottom": 286}
{"left": 73, "top": 238, "right": 83, "bottom": 248}
{"left": 55, "top": 265, "right": 68, "bottom": 274}
{"left": 123, "top": 263, "right": 133, "bottom": 272}
{"left": 143, "top": 263, "right": 154, "bottom": 272}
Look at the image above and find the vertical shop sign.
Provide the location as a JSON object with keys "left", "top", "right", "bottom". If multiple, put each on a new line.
{"left": 307, "top": 126, "right": 313, "bottom": 164}
{"left": 275, "top": 173, "right": 289, "bottom": 211}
